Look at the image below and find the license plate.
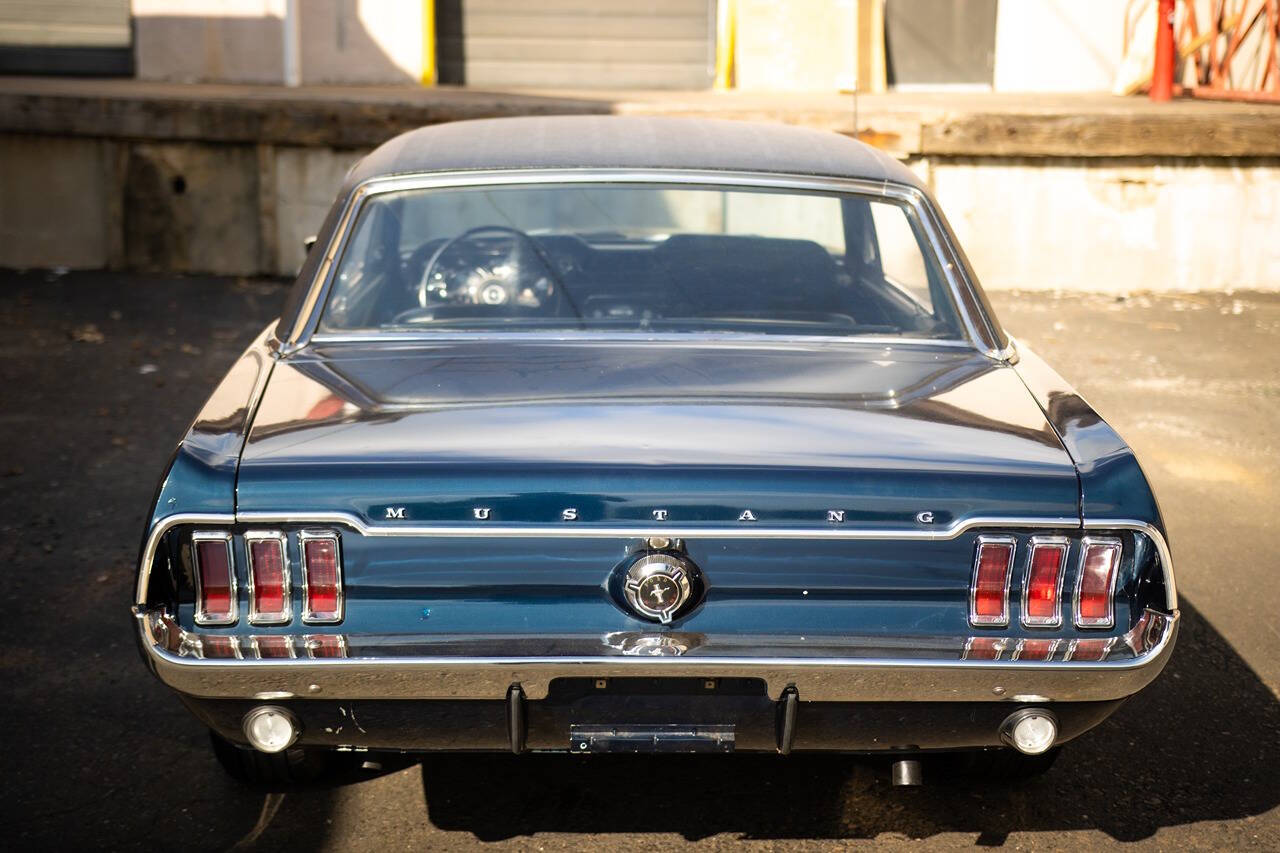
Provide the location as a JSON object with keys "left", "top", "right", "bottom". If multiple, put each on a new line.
{"left": 569, "top": 724, "right": 735, "bottom": 753}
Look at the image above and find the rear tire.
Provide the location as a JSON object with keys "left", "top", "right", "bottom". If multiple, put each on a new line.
{"left": 209, "top": 730, "right": 330, "bottom": 786}
{"left": 949, "top": 746, "right": 1061, "bottom": 781}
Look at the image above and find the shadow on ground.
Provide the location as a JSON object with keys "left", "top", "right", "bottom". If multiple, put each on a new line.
{"left": 417, "top": 601, "right": 1277, "bottom": 844}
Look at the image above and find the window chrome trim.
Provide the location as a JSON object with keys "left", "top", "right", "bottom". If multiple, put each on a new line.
{"left": 244, "top": 530, "right": 292, "bottom": 626}
{"left": 308, "top": 331, "right": 978, "bottom": 348}
{"left": 191, "top": 530, "right": 237, "bottom": 627}
{"left": 281, "top": 168, "right": 1001, "bottom": 357}
{"left": 299, "top": 529, "right": 344, "bottom": 624}
{"left": 1074, "top": 535, "right": 1123, "bottom": 629}
{"left": 1021, "top": 535, "right": 1070, "bottom": 628}
{"left": 969, "top": 534, "right": 1016, "bottom": 627}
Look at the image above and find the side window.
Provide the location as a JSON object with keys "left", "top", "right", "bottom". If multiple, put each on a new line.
{"left": 869, "top": 201, "right": 934, "bottom": 311}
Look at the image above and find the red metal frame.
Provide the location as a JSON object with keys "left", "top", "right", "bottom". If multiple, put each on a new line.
{"left": 1134, "top": 1, "right": 1280, "bottom": 103}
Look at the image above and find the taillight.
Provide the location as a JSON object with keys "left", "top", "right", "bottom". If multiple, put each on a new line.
{"left": 1075, "top": 537, "right": 1122, "bottom": 628}
{"left": 301, "top": 532, "right": 343, "bottom": 624}
{"left": 1022, "top": 537, "right": 1068, "bottom": 627}
{"left": 970, "top": 536, "right": 1015, "bottom": 627}
{"left": 246, "top": 532, "right": 291, "bottom": 625}
{"left": 193, "top": 532, "right": 236, "bottom": 626}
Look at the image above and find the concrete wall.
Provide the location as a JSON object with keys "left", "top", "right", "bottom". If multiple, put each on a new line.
{"left": 993, "top": 0, "right": 1125, "bottom": 93}
{"left": 734, "top": 0, "right": 857, "bottom": 91}
{"left": 919, "top": 157, "right": 1280, "bottom": 293}
{"left": 0, "top": 135, "right": 117, "bottom": 269}
{"left": 4, "top": 128, "right": 1277, "bottom": 293}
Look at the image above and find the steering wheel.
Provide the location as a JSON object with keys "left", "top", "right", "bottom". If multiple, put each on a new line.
{"left": 414, "top": 225, "right": 575, "bottom": 315}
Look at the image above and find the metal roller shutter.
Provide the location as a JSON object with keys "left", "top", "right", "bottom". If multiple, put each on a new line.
{"left": 438, "top": 0, "right": 715, "bottom": 89}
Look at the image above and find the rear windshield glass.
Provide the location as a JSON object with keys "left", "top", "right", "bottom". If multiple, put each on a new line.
{"left": 319, "top": 183, "right": 964, "bottom": 339}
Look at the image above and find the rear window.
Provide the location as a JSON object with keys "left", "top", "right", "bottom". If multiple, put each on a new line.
{"left": 319, "top": 183, "right": 963, "bottom": 339}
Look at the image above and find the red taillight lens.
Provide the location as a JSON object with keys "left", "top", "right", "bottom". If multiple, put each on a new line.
{"left": 247, "top": 533, "right": 290, "bottom": 624}
{"left": 1022, "top": 538, "right": 1068, "bottom": 627}
{"left": 306, "top": 634, "right": 347, "bottom": 659}
{"left": 970, "top": 537, "right": 1015, "bottom": 626}
{"left": 302, "top": 533, "right": 343, "bottom": 623}
{"left": 193, "top": 533, "right": 236, "bottom": 626}
{"left": 1075, "top": 538, "right": 1122, "bottom": 628}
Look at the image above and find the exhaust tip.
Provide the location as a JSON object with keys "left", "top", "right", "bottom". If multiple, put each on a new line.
{"left": 891, "top": 758, "right": 923, "bottom": 786}
{"left": 1000, "top": 708, "right": 1058, "bottom": 755}
{"left": 242, "top": 705, "right": 299, "bottom": 753}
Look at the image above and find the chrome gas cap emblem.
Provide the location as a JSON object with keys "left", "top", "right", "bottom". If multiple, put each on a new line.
{"left": 623, "top": 553, "right": 697, "bottom": 624}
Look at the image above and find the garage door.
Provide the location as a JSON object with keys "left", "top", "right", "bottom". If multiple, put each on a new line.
{"left": 437, "top": 0, "right": 715, "bottom": 89}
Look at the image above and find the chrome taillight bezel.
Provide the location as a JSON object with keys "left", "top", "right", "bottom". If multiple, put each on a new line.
{"left": 970, "top": 534, "right": 1016, "bottom": 627}
{"left": 244, "top": 530, "right": 292, "bottom": 625}
{"left": 1074, "top": 536, "right": 1122, "bottom": 629}
{"left": 1021, "top": 535, "right": 1069, "bottom": 628}
{"left": 191, "top": 530, "right": 237, "bottom": 627}
{"left": 299, "top": 529, "right": 344, "bottom": 624}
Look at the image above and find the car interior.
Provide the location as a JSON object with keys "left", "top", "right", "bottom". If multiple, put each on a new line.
{"left": 320, "top": 186, "right": 965, "bottom": 339}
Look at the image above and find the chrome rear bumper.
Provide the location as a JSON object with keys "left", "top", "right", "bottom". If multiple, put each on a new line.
{"left": 136, "top": 607, "right": 1178, "bottom": 704}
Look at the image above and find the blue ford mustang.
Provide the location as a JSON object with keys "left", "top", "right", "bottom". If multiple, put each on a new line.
{"left": 134, "top": 116, "right": 1176, "bottom": 785}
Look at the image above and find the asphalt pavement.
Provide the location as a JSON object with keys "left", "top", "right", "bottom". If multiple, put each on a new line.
{"left": 1, "top": 269, "right": 1276, "bottom": 851}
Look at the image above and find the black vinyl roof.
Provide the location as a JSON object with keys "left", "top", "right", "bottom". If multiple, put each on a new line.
{"left": 341, "top": 115, "right": 923, "bottom": 190}
{"left": 278, "top": 116, "right": 945, "bottom": 343}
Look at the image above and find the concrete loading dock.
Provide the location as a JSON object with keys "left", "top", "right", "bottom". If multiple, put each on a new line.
{"left": 3, "top": 78, "right": 1279, "bottom": 294}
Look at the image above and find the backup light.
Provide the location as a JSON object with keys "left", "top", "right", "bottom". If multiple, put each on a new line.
{"left": 1076, "top": 538, "right": 1122, "bottom": 628}
{"left": 1001, "top": 709, "right": 1058, "bottom": 755}
{"left": 193, "top": 532, "right": 236, "bottom": 626}
{"left": 242, "top": 706, "right": 299, "bottom": 753}
{"left": 970, "top": 536, "right": 1015, "bottom": 626}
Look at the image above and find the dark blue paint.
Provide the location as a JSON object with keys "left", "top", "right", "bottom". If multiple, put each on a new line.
{"left": 143, "top": 333, "right": 1168, "bottom": 650}
{"left": 1012, "top": 344, "right": 1167, "bottom": 536}
{"left": 236, "top": 341, "right": 1079, "bottom": 527}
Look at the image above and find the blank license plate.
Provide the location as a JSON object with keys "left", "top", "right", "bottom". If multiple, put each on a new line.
{"left": 569, "top": 724, "right": 735, "bottom": 754}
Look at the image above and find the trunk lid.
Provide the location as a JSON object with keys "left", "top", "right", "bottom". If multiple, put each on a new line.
{"left": 236, "top": 340, "right": 1079, "bottom": 529}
